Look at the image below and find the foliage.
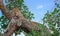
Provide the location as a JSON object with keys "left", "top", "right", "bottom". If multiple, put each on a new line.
{"left": 6, "top": 0, "right": 34, "bottom": 20}
{"left": 43, "top": 2, "right": 60, "bottom": 36}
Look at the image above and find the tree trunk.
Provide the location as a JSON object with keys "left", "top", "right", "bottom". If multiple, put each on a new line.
{"left": 3, "top": 24, "right": 18, "bottom": 36}
{"left": 0, "top": 0, "right": 11, "bottom": 20}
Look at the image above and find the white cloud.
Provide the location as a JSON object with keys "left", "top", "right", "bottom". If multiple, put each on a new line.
{"left": 37, "top": 5, "right": 43, "bottom": 9}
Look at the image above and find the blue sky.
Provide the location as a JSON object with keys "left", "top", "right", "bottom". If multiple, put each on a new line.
{"left": 0, "top": 0, "right": 60, "bottom": 23}
{"left": 24, "top": 0, "right": 55, "bottom": 23}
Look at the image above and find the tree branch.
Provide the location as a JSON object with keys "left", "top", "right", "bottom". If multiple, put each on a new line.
{"left": 0, "top": 0, "right": 11, "bottom": 20}
{"left": 3, "top": 24, "right": 18, "bottom": 36}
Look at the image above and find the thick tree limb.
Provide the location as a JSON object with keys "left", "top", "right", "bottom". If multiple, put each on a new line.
{"left": 3, "top": 23, "right": 18, "bottom": 36}
{"left": 0, "top": 0, "right": 11, "bottom": 20}
{"left": 20, "top": 21, "right": 41, "bottom": 33}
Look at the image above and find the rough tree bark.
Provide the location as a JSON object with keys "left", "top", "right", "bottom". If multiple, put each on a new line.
{"left": 0, "top": 0, "right": 11, "bottom": 20}
{"left": 3, "top": 23, "right": 18, "bottom": 36}
{"left": 0, "top": 0, "right": 41, "bottom": 36}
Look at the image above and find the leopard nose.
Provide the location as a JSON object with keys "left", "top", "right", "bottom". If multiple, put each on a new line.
{"left": 14, "top": 16, "right": 19, "bottom": 19}
{"left": 37, "top": 29, "right": 41, "bottom": 32}
{"left": 37, "top": 28, "right": 41, "bottom": 32}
